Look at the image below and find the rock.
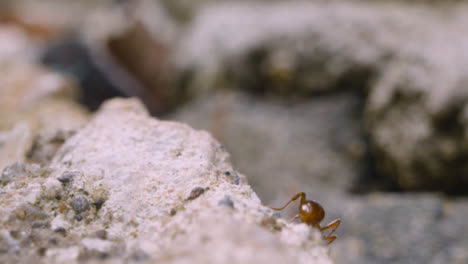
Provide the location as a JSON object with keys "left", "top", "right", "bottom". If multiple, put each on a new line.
{"left": 0, "top": 62, "right": 77, "bottom": 119}
{"left": 0, "top": 162, "right": 26, "bottom": 185}
{"left": 323, "top": 193, "right": 468, "bottom": 264}
{"left": 70, "top": 195, "right": 90, "bottom": 213}
{"left": 0, "top": 61, "right": 89, "bottom": 169}
{"left": 174, "top": 1, "right": 388, "bottom": 96}
{"left": 94, "top": 229, "right": 107, "bottom": 240}
{"left": 105, "top": 20, "right": 175, "bottom": 114}
{"left": 218, "top": 195, "right": 234, "bottom": 208}
{"left": 169, "top": 91, "right": 365, "bottom": 201}
{"left": 75, "top": 0, "right": 181, "bottom": 114}
{"left": 185, "top": 186, "right": 208, "bottom": 201}
{"left": 174, "top": 1, "right": 467, "bottom": 97}
{"left": 26, "top": 129, "right": 77, "bottom": 164}
{"left": 57, "top": 171, "right": 77, "bottom": 183}
{"left": 81, "top": 237, "right": 114, "bottom": 255}
{"left": 0, "top": 25, "right": 39, "bottom": 62}
{"left": 41, "top": 38, "right": 129, "bottom": 111}
{"left": 266, "top": 191, "right": 468, "bottom": 264}
{"left": 174, "top": 0, "right": 468, "bottom": 193}
{"left": 0, "top": 123, "right": 32, "bottom": 171}
{"left": 1, "top": 98, "right": 333, "bottom": 263}
{"left": 365, "top": 60, "right": 468, "bottom": 192}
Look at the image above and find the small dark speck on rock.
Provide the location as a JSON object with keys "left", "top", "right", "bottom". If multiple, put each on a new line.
{"left": 93, "top": 198, "right": 105, "bottom": 210}
{"left": 71, "top": 195, "right": 89, "bottom": 213}
{"left": 9, "top": 230, "right": 20, "bottom": 239}
{"left": 131, "top": 250, "right": 150, "bottom": 262}
{"left": 95, "top": 230, "right": 107, "bottom": 240}
{"left": 169, "top": 208, "right": 177, "bottom": 216}
{"left": 224, "top": 171, "right": 240, "bottom": 185}
{"left": 57, "top": 171, "right": 76, "bottom": 183}
{"left": 75, "top": 215, "right": 83, "bottom": 221}
{"left": 32, "top": 221, "right": 49, "bottom": 229}
{"left": 37, "top": 247, "right": 47, "bottom": 256}
{"left": 54, "top": 227, "right": 67, "bottom": 236}
{"left": 218, "top": 195, "right": 234, "bottom": 208}
{"left": 186, "top": 187, "right": 208, "bottom": 201}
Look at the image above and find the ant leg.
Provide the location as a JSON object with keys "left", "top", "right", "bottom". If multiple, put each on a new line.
{"left": 288, "top": 214, "right": 300, "bottom": 223}
{"left": 323, "top": 234, "right": 337, "bottom": 245}
{"left": 319, "top": 219, "right": 341, "bottom": 244}
{"left": 320, "top": 219, "right": 341, "bottom": 234}
{"left": 268, "top": 192, "right": 306, "bottom": 211}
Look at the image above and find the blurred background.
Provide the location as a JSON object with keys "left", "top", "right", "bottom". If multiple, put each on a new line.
{"left": 1, "top": 0, "right": 468, "bottom": 263}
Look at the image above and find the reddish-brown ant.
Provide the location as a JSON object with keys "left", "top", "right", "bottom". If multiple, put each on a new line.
{"left": 268, "top": 192, "right": 341, "bottom": 244}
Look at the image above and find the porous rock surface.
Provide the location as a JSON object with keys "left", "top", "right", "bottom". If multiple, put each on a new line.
{"left": 0, "top": 98, "right": 332, "bottom": 264}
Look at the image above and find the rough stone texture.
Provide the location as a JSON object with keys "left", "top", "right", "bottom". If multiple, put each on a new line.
{"left": 170, "top": 91, "right": 366, "bottom": 201}
{"left": 0, "top": 98, "right": 333, "bottom": 264}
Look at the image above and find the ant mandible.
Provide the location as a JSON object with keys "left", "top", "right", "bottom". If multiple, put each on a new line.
{"left": 268, "top": 192, "right": 341, "bottom": 244}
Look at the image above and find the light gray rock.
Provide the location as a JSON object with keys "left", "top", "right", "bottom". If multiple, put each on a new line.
{"left": 175, "top": 1, "right": 468, "bottom": 96}
{"left": 360, "top": 3, "right": 468, "bottom": 191}
{"left": 0, "top": 98, "right": 333, "bottom": 264}
{"left": 173, "top": 1, "right": 405, "bottom": 95}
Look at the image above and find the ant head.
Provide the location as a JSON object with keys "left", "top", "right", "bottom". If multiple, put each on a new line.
{"left": 299, "top": 200, "right": 325, "bottom": 225}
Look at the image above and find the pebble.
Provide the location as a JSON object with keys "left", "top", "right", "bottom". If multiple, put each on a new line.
{"left": 57, "top": 171, "right": 77, "bottom": 183}
{"left": 0, "top": 162, "right": 25, "bottom": 185}
{"left": 218, "top": 195, "right": 234, "bottom": 208}
{"left": 71, "top": 195, "right": 90, "bottom": 213}
{"left": 186, "top": 187, "right": 207, "bottom": 201}
{"left": 95, "top": 230, "right": 107, "bottom": 240}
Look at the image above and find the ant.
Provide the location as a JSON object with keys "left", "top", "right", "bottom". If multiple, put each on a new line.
{"left": 268, "top": 192, "right": 341, "bottom": 244}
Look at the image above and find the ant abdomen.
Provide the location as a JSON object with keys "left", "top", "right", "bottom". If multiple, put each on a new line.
{"left": 300, "top": 201, "right": 325, "bottom": 225}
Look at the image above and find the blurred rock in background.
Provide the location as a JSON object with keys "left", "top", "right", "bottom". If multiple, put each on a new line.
{"left": 0, "top": 61, "right": 89, "bottom": 168}
{"left": 173, "top": 0, "right": 468, "bottom": 194}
